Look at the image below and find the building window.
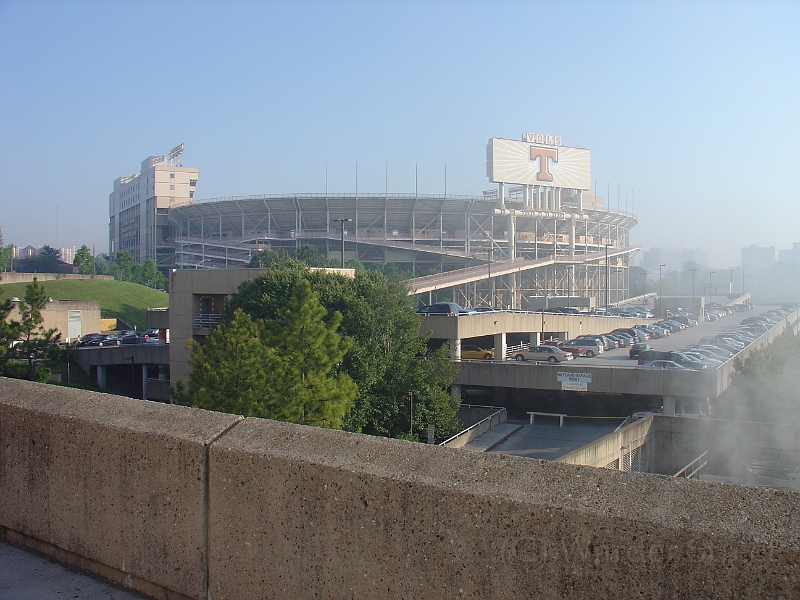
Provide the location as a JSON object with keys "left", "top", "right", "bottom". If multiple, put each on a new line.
{"left": 170, "top": 173, "right": 175, "bottom": 179}
{"left": 190, "top": 191, "right": 194, "bottom": 198}
{"left": 190, "top": 179, "right": 197, "bottom": 187}
{"left": 170, "top": 185, "right": 175, "bottom": 190}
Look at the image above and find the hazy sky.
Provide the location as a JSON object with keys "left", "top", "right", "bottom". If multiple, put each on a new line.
{"left": 1, "top": 1, "right": 798, "bottom": 267}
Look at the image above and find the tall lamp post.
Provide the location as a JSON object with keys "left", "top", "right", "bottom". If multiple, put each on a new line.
{"left": 709, "top": 270, "right": 714, "bottom": 305}
{"left": 658, "top": 264, "right": 665, "bottom": 319}
{"left": 605, "top": 243, "right": 612, "bottom": 309}
{"left": 688, "top": 268, "right": 697, "bottom": 298}
{"left": 673, "top": 271, "right": 678, "bottom": 298}
{"left": 333, "top": 218, "right": 352, "bottom": 268}
{"left": 742, "top": 266, "right": 746, "bottom": 296}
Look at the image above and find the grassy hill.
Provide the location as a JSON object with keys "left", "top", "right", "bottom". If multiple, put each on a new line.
{"left": 0, "top": 279, "right": 168, "bottom": 331}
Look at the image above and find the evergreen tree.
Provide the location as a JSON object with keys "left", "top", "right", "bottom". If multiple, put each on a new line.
{"left": 227, "top": 265, "right": 460, "bottom": 440}
{"left": 18, "top": 278, "right": 61, "bottom": 379}
{"left": 180, "top": 284, "right": 356, "bottom": 429}
{"left": 0, "top": 298, "right": 21, "bottom": 367}
{"left": 73, "top": 245, "right": 93, "bottom": 274}
{"left": 180, "top": 309, "right": 276, "bottom": 417}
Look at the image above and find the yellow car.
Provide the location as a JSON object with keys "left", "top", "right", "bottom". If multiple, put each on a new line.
{"left": 461, "top": 344, "right": 494, "bottom": 360}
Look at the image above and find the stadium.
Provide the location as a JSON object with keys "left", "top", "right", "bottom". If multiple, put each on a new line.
{"left": 146, "top": 136, "right": 640, "bottom": 309}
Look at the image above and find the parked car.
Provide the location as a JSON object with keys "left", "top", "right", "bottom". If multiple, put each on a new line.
{"left": 460, "top": 344, "right": 494, "bottom": 360}
{"left": 78, "top": 333, "right": 105, "bottom": 347}
{"left": 512, "top": 345, "right": 574, "bottom": 363}
{"left": 560, "top": 338, "right": 603, "bottom": 358}
{"left": 417, "top": 302, "right": 471, "bottom": 316}
{"left": 629, "top": 343, "right": 652, "bottom": 360}
{"left": 639, "top": 360, "right": 689, "bottom": 370}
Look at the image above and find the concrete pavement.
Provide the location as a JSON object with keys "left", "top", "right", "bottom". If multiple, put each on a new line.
{"left": 0, "top": 540, "right": 146, "bottom": 600}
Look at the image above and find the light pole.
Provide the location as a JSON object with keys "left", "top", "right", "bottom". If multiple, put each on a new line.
{"left": 605, "top": 243, "right": 612, "bottom": 308}
{"left": 742, "top": 266, "right": 746, "bottom": 295}
{"left": 658, "top": 264, "right": 665, "bottom": 319}
{"left": 673, "top": 271, "right": 678, "bottom": 298}
{"left": 709, "top": 270, "right": 714, "bottom": 305}
{"left": 688, "top": 268, "right": 697, "bottom": 298}
{"left": 730, "top": 268, "right": 734, "bottom": 295}
{"left": 333, "top": 218, "right": 352, "bottom": 268}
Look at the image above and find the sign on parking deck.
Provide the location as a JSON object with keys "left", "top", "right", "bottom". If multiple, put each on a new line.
{"left": 557, "top": 372, "right": 592, "bottom": 391}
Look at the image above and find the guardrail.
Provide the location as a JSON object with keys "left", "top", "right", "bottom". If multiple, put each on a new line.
{"left": 674, "top": 451, "right": 708, "bottom": 479}
{"left": 440, "top": 404, "right": 507, "bottom": 448}
{"left": 193, "top": 314, "right": 222, "bottom": 329}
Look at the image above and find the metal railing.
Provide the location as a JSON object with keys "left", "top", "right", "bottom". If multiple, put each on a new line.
{"left": 440, "top": 404, "right": 507, "bottom": 448}
{"left": 193, "top": 314, "right": 222, "bottom": 329}
{"left": 674, "top": 451, "right": 708, "bottom": 479}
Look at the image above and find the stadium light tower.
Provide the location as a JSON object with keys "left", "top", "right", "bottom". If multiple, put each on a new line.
{"left": 333, "top": 218, "right": 352, "bottom": 268}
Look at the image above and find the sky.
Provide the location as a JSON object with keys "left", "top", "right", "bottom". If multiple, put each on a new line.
{"left": 1, "top": 0, "right": 798, "bottom": 267}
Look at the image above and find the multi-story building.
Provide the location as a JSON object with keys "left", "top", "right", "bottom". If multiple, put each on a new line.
{"left": 741, "top": 244, "right": 776, "bottom": 271}
{"left": 681, "top": 248, "right": 708, "bottom": 270}
{"left": 109, "top": 148, "right": 198, "bottom": 263}
{"left": 640, "top": 247, "right": 682, "bottom": 277}
{"left": 779, "top": 243, "right": 800, "bottom": 263}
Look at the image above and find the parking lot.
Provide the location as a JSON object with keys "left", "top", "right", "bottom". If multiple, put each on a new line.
{"left": 586, "top": 305, "right": 777, "bottom": 367}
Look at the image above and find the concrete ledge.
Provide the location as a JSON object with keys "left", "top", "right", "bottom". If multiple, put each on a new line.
{"left": 0, "top": 377, "right": 242, "bottom": 600}
{"left": 2, "top": 378, "right": 800, "bottom": 599}
{"left": 210, "top": 417, "right": 800, "bottom": 599}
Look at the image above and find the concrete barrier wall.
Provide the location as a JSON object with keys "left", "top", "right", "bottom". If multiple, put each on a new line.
{"left": 0, "top": 273, "right": 115, "bottom": 284}
{"left": 3, "top": 377, "right": 800, "bottom": 599}
{"left": 558, "top": 416, "right": 655, "bottom": 469}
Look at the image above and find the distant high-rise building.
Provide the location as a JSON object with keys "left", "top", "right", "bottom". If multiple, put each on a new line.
{"left": 741, "top": 245, "right": 776, "bottom": 270}
{"left": 59, "top": 246, "right": 76, "bottom": 265}
{"left": 640, "top": 248, "right": 682, "bottom": 278}
{"left": 681, "top": 248, "right": 708, "bottom": 270}
{"left": 778, "top": 243, "right": 800, "bottom": 263}
{"left": 109, "top": 148, "right": 198, "bottom": 264}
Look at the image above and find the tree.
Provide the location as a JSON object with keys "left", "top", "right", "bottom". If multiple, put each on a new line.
{"left": 180, "top": 283, "right": 357, "bottom": 429}
{"left": 293, "top": 244, "right": 331, "bottom": 268}
{"left": 178, "top": 309, "right": 276, "bottom": 417}
{"left": 17, "top": 278, "right": 61, "bottom": 380}
{"left": 112, "top": 251, "right": 133, "bottom": 281}
{"left": 19, "top": 245, "right": 62, "bottom": 273}
{"left": 73, "top": 245, "right": 93, "bottom": 274}
{"left": 0, "top": 298, "right": 21, "bottom": 367}
{"left": 0, "top": 230, "right": 13, "bottom": 274}
{"left": 718, "top": 329, "right": 800, "bottom": 425}
{"left": 226, "top": 264, "right": 460, "bottom": 440}
{"left": 249, "top": 247, "right": 290, "bottom": 268}
{"left": 94, "top": 254, "right": 111, "bottom": 275}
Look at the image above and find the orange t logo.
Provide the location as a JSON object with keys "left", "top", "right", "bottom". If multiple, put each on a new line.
{"left": 529, "top": 147, "right": 558, "bottom": 182}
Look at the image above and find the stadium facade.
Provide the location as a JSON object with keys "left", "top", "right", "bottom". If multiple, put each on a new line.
{"left": 111, "top": 137, "right": 638, "bottom": 308}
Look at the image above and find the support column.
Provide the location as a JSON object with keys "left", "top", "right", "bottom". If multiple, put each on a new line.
{"left": 663, "top": 395, "right": 676, "bottom": 417}
{"left": 96, "top": 365, "right": 106, "bottom": 390}
{"left": 142, "top": 364, "right": 148, "bottom": 400}
{"left": 569, "top": 220, "right": 576, "bottom": 259}
{"left": 493, "top": 332, "right": 507, "bottom": 361}
{"left": 507, "top": 214, "right": 515, "bottom": 262}
{"left": 450, "top": 338, "right": 462, "bottom": 361}
{"left": 498, "top": 182, "right": 505, "bottom": 209}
